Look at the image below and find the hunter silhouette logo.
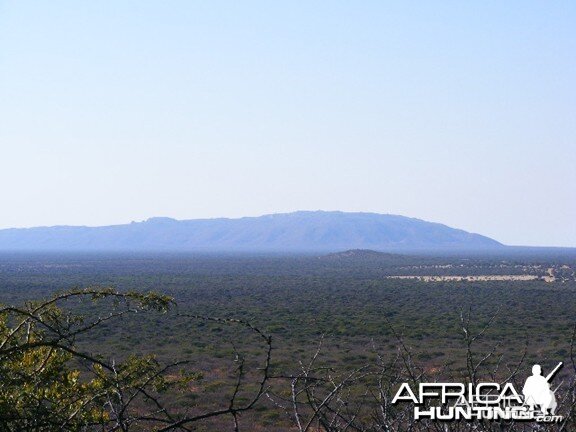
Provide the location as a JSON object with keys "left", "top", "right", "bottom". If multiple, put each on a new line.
{"left": 391, "top": 362, "right": 565, "bottom": 423}
{"left": 522, "top": 362, "right": 562, "bottom": 415}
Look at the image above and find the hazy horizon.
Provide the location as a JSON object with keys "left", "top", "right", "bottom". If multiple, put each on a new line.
{"left": 1, "top": 1, "right": 575, "bottom": 247}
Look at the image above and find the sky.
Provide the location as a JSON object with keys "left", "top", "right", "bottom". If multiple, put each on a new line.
{"left": 0, "top": 1, "right": 575, "bottom": 247}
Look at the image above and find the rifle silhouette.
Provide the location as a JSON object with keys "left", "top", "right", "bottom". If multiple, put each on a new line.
{"left": 545, "top": 362, "right": 563, "bottom": 382}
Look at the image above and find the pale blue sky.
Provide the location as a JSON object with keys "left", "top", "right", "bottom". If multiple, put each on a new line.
{"left": 1, "top": 1, "right": 575, "bottom": 246}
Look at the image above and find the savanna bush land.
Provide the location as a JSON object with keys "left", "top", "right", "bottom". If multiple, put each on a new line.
{"left": 0, "top": 250, "right": 575, "bottom": 431}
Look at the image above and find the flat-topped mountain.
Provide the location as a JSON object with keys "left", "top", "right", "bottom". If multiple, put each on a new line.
{"left": 0, "top": 211, "right": 502, "bottom": 252}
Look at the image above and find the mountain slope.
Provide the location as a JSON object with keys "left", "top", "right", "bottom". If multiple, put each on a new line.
{"left": 0, "top": 211, "right": 502, "bottom": 252}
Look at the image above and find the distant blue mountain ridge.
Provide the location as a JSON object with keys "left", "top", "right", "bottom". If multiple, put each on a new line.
{"left": 0, "top": 211, "right": 502, "bottom": 252}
